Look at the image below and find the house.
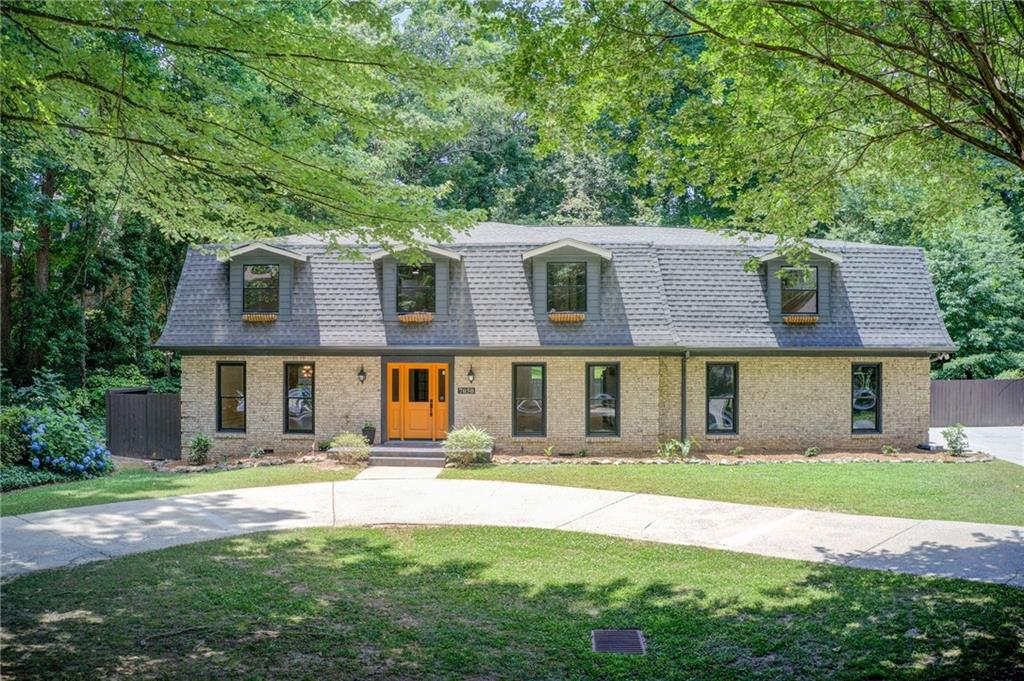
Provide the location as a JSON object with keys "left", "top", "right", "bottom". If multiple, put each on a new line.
{"left": 156, "top": 222, "right": 955, "bottom": 457}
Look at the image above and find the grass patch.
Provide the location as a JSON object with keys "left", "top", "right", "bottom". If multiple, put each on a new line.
{"left": 0, "top": 465, "right": 357, "bottom": 517}
{"left": 2, "top": 526, "right": 1021, "bottom": 679}
{"left": 443, "top": 460, "right": 1024, "bottom": 525}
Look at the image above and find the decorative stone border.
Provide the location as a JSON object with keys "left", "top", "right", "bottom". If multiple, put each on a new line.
{"left": 152, "top": 453, "right": 343, "bottom": 474}
{"left": 489, "top": 454, "right": 993, "bottom": 466}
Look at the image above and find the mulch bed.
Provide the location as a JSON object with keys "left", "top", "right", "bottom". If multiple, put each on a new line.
{"left": 491, "top": 451, "right": 992, "bottom": 465}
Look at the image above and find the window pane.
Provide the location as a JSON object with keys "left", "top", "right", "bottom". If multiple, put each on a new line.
{"left": 391, "top": 368, "right": 400, "bottom": 402}
{"left": 707, "top": 364, "right": 735, "bottom": 397}
{"left": 285, "top": 364, "right": 314, "bottom": 432}
{"left": 514, "top": 365, "right": 544, "bottom": 435}
{"left": 243, "top": 264, "right": 279, "bottom": 313}
{"left": 707, "top": 364, "right": 736, "bottom": 433}
{"left": 438, "top": 368, "right": 446, "bottom": 403}
{"left": 547, "top": 263, "right": 587, "bottom": 312}
{"left": 587, "top": 365, "right": 618, "bottom": 435}
{"left": 220, "top": 398, "right": 245, "bottom": 430}
{"left": 781, "top": 267, "right": 817, "bottom": 314}
{"left": 852, "top": 364, "right": 880, "bottom": 431}
{"left": 409, "top": 368, "right": 430, "bottom": 402}
{"left": 218, "top": 364, "right": 244, "bottom": 398}
{"left": 397, "top": 264, "right": 435, "bottom": 313}
{"left": 287, "top": 398, "right": 313, "bottom": 432}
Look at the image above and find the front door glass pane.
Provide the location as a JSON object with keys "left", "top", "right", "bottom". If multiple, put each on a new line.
{"left": 409, "top": 369, "right": 430, "bottom": 402}
{"left": 438, "top": 368, "right": 446, "bottom": 402}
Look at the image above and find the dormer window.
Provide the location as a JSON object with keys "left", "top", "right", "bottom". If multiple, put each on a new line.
{"left": 397, "top": 264, "right": 436, "bottom": 313}
{"left": 243, "top": 264, "right": 280, "bottom": 313}
{"left": 780, "top": 266, "right": 817, "bottom": 315}
{"left": 547, "top": 262, "right": 587, "bottom": 312}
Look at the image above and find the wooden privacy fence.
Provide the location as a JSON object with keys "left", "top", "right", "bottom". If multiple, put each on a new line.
{"left": 106, "top": 387, "right": 181, "bottom": 459}
{"left": 930, "top": 379, "right": 1024, "bottom": 427}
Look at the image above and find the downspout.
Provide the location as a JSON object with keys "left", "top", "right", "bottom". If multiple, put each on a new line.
{"left": 681, "top": 351, "right": 689, "bottom": 440}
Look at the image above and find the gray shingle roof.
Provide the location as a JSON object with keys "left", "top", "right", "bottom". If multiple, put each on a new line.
{"left": 156, "top": 222, "right": 955, "bottom": 352}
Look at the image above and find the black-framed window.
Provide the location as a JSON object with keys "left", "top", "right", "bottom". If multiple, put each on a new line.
{"left": 397, "top": 263, "right": 435, "bottom": 313}
{"left": 243, "top": 264, "right": 280, "bottom": 313}
{"left": 780, "top": 266, "right": 818, "bottom": 315}
{"left": 216, "top": 362, "right": 246, "bottom": 432}
{"left": 547, "top": 262, "right": 587, "bottom": 312}
{"left": 852, "top": 363, "right": 881, "bottom": 433}
{"left": 586, "top": 363, "right": 619, "bottom": 436}
{"left": 513, "top": 364, "right": 546, "bottom": 436}
{"left": 706, "top": 363, "right": 737, "bottom": 434}
{"left": 284, "top": 363, "right": 315, "bottom": 433}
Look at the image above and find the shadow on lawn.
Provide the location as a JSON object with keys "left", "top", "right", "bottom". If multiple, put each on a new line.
{"left": 2, "top": 529, "right": 1022, "bottom": 680}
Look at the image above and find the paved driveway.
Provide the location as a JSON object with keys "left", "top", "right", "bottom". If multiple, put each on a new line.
{"left": 930, "top": 426, "right": 1024, "bottom": 466}
{"left": 3, "top": 477, "right": 1021, "bottom": 587}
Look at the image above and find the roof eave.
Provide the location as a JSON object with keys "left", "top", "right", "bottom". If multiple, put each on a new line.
{"left": 369, "top": 244, "right": 462, "bottom": 262}
{"left": 216, "top": 242, "right": 308, "bottom": 263}
{"left": 521, "top": 238, "right": 614, "bottom": 261}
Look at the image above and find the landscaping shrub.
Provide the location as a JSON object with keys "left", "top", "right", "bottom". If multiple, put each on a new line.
{"left": 188, "top": 433, "right": 213, "bottom": 465}
{"left": 0, "top": 465, "right": 75, "bottom": 492}
{"left": 443, "top": 426, "right": 494, "bottom": 466}
{"left": 329, "top": 432, "right": 371, "bottom": 461}
{"left": 881, "top": 445, "right": 901, "bottom": 456}
{"left": 21, "top": 408, "right": 113, "bottom": 479}
{"left": 657, "top": 438, "right": 694, "bottom": 458}
{"left": 1, "top": 406, "right": 33, "bottom": 468}
{"left": 729, "top": 446, "right": 745, "bottom": 457}
{"left": 941, "top": 423, "right": 970, "bottom": 456}
{"left": 248, "top": 447, "right": 265, "bottom": 459}
{"left": 804, "top": 446, "right": 821, "bottom": 458}
{"left": 74, "top": 365, "right": 180, "bottom": 423}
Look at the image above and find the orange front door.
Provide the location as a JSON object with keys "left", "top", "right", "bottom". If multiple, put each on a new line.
{"left": 387, "top": 363, "right": 449, "bottom": 440}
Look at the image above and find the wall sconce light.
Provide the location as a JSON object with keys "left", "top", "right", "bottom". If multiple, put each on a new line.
{"left": 357, "top": 365, "right": 367, "bottom": 383}
{"left": 467, "top": 365, "right": 475, "bottom": 383}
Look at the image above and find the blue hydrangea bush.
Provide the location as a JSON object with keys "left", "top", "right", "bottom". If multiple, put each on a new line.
{"left": 22, "top": 408, "right": 113, "bottom": 479}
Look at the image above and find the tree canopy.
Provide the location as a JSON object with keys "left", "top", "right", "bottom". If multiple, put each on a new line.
{"left": 500, "top": 0, "right": 1023, "bottom": 245}
{"left": 1, "top": 0, "right": 476, "bottom": 247}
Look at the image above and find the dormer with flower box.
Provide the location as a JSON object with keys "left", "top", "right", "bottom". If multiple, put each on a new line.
{"left": 219, "top": 242, "right": 308, "bottom": 323}
{"left": 522, "top": 238, "right": 613, "bottom": 324}
{"left": 758, "top": 246, "right": 842, "bottom": 325}
{"left": 371, "top": 244, "right": 462, "bottom": 324}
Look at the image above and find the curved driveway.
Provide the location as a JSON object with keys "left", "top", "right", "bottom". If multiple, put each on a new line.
{"left": 2, "top": 476, "right": 1022, "bottom": 586}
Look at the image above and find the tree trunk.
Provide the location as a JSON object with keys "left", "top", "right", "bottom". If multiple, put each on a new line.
{"left": 28, "top": 168, "right": 56, "bottom": 372}
{"left": 0, "top": 210, "right": 12, "bottom": 372}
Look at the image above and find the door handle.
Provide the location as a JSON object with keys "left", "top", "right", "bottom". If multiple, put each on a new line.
{"left": 429, "top": 399, "right": 434, "bottom": 417}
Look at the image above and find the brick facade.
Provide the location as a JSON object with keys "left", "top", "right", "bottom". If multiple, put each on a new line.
{"left": 180, "top": 355, "right": 380, "bottom": 458}
{"left": 180, "top": 353, "right": 930, "bottom": 458}
{"left": 684, "top": 355, "right": 931, "bottom": 452}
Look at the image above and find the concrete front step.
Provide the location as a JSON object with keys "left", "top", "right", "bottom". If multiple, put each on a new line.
{"left": 368, "top": 455, "right": 446, "bottom": 468}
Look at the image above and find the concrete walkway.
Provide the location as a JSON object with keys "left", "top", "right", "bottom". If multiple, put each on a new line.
{"left": 2, "top": 479, "right": 1021, "bottom": 586}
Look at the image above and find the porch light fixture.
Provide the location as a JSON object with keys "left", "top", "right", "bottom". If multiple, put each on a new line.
{"left": 467, "top": 365, "right": 475, "bottom": 383}
{"left": 357, "top": 365, "right": 367, "bottom": 384}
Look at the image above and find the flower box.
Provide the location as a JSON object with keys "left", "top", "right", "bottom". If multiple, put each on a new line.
{"left": 548, "top": 311, "right": 586, "bottom": 324}
{"left": 242, "top": 312, "right": 277, "bottom": 323}
{"left": 783, "top": 315, "right": 818, "bottom": 325}
{"left": 398, "top": 311, "right": 434, "bottom": 324}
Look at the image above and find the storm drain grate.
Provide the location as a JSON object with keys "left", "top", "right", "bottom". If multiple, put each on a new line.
{"left": 591, "top": 629, "right": 646, "bottom": 655}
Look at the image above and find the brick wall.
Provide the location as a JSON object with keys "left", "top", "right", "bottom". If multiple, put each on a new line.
{"left": 181, "top": 353, "right": 930, "bottom": 457}
{"left": 453, "top": 355, "right": 664, "bottom": 456}
{"left": 684, "top": 355, "right": 931, "bottom": 452}
{"left": 180, "top": 355, "right": 380, "bottom": 458}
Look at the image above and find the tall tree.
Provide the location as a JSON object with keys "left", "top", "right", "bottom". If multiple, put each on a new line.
{"left": 500, "top": 0, "right": 1023, "bottom": 248}
{"left": 1, "top": 0, "right": 476, "bottom": 248}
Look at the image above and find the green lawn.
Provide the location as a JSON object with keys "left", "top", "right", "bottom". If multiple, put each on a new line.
{"left": 0, "top": 465, "right": 358, "bottom": 517}
{"left": 444, "top": 460, "right": 1024, "bottom": 526}
{"left": 2, "top": 527, "right": 1020, "bottom": 680}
